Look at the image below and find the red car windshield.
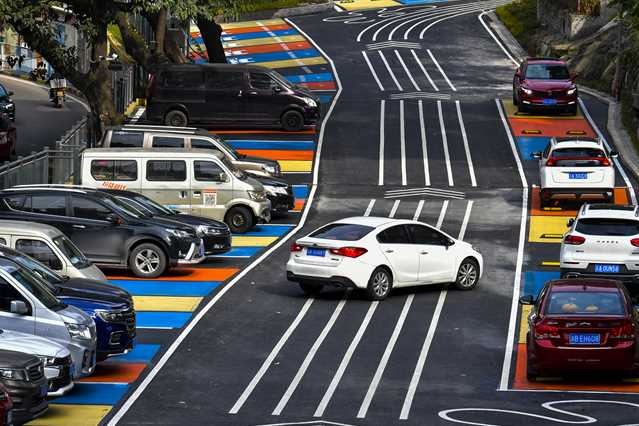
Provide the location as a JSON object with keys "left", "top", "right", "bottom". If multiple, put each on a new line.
{"left": 545, "top": 291, "right": 625, "bottom": 315}
{"left": 525, "top": 64, "right": 570, "bottom": 80}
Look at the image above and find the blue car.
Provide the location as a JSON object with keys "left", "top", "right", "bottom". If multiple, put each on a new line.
{"left": 0, "top": 246, "right": 135, "bottom": 361}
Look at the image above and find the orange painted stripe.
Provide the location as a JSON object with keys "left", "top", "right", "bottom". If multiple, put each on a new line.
{"left": 293, "top": 199, "right": 305, "bottom": 211}
{"left": 78, "top": 363, "right": 145, "bottom": 384}
{"left": 225, "top": 41, "right": 312, "bottom": 55}
{"left": 222, "top": 24, "right": 291, "bottom": 35}
{"left": 531, "top": 187, "right": 629, "bottom": 216}
{"left": 614, "top": 187, "right": 629, "bottom": 205}
{"left": 107, "top": 268, "right": 238, "bottom": 282}
{"left": 509, "top": 118, "right": 595, "bottom": 138}
{"left": 298, "top": 81, "right": 337, "bottom": 90}
{"left": 236, "top": 149, "right": 313, "bottom": 161}
{"left": 209, "top": 128, "right": 316, "bottom": 135}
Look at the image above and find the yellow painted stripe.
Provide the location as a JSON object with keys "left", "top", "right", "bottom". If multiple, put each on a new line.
{"left": 529, "top": 216, "right": 570, "bottom": 243}
{"left": 337, "top": 0, "right": 401, "bottom": 11}
{"left": 501, "top": 99, "right": 584, "bottom": 119}
{"left": 232, "top": 236, "right": 278, "bottom": 247}
{"left": 132, "top": 296, "right": 202, "bottom": 312}
{"left": 255, "top": 56, "right": 328, "bottom": 70}
{"left": 222, "top": 35, "right": 307, "bottom": 48}
{"left": 541, "top": 261, "right": 560, "bottom": 267}
{"left": 29, "top": 404, "right": 112, "bottom": 425}
{"left": 221, "top": 19, "right": 286, "bottom": 30}
{"left": 519, "top": 304, "right": 531, "bottom": 344}
{"left": 280, "top": 160, "right": 313, "bottom": 172}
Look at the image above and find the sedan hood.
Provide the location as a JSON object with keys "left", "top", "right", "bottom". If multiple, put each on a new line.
{"left": 132, "top": 215, "right": 197, "bottom": 234}
{"left": 0, "top": 349, "right": 39, "bottom": 369}
{"left": 523, "top": 79, "right": 574, "bottom": 90}
{"left": 56, "top": 278, "right": 133, "bottom": 305}
{"left": 0, "top": 330, "right": 69, "bottom": 358}
{"left": 158, "top": 213, "right": 228, "bottom": 230}
{"left": 238, "top": 155, "right": 279, "bottom": 168}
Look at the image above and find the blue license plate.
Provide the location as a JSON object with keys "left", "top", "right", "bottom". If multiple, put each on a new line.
{"left": 306, "top": 248, "right": 326, "bottom": 257}
{"left": 594, "top": 264, "right": 620, "bottom": 273}
{"left": 543, "top": 99, "right": 557, "bottom": 105}
{"left": 569, "top": 333, "right": 600, "bottom": 345}
{"left": 568, "top": 172, "right": 588, "bottom": 179}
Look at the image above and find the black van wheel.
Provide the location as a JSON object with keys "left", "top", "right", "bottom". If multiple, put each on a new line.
{"left": 129, "top": 243, "right": 167, "bottom": 278}
{"left": 281, "top": 110, "right": 304, "bottom": 132}
{"left": 226, "top": 206, "right": 254, "bottom": 234}
{"left": 165, "top": 110, "right": 188, "bottom": 127}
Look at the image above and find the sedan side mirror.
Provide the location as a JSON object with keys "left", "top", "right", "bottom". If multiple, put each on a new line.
{"left": 7, "top": 91, "right": 13, "bottom": 96}
{"left": 609, "top": 150, "right": 619, "bottom": 158}
{"left": 531, "top": 151, "right": 542, "bottom": 159}
{"left": 106, "top": 213, "right": 122, "bottom": 225}
{"left": 10, "top": 300, "right": 28, "bottom": 315}
{"left": 567, "top": 218, "right": 575, "bottom": 227}
{"left": 273, "top": 85, "right": 283, "bottom": 93}
{"left": 519, "top": 295, "right": 535, "bottom": 305}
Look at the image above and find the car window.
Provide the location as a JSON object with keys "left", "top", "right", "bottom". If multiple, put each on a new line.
{"left": 205, "top": 70, "right": 244, "bottom": 90}
{"left": 543, "top": 143, "right": 551, "bottom": 158}
{"left": 4, "top": 195, "right": 30, "bottom": 211}
{"left": 71, "top": 196, "right": 112, "bottom": 221}
{"left": 15, "top": 239, "right": 63, "bottom": 270}
{"left": 551, "top": 148, "right": 605, "bottom": 158}
{"left": 53, "top": 236, "right": 90, "bottom": 269}
{"left": 310, "top": 224, "right": 374, "bottom": 241}
{"left": 191, "top": 138, "right": 220, "bottom": 152}
{"left": 31, "top": 195, "right": 66, "bottom": 216}
{"left": 377, "top": 225, "right": 410, "bottom": 244}
{"left": 0, "top": 85, "right": 7, "bottom": 98}
{"left": 109, "top": 131, "right": 144, "bottom": 148}
{"left": 545, "top": 291, "right": 625, "bottom": 315}
{"left": 407, "top": 224, "right": 447, "bottom": 245}
{"left": 249, "top": 72, "right": 279, "bottom": 90}
{"left": 194, "top": 161, "right": 225, "bottom": 182}
{"left": 151, "top": 136, "right": 185, "bottom": 148}
{"left": 117, "top": 197, "right": 154, "bottom": 216}
{"left": 575, "top": 218, "right": 639, "bottom": 236}
{"left": 0, "top": 264, "right": 63, "bottom": 310}
{"left": 146, "top": 160, "right": 187, "bottom": 181}
{"left": 90, "top": 160, "right": 138, "bottom": 181}
{"left": 0, "top": 277, "right": 29, "bottom": 314}
{"left": 524, "top": 64, "right": 570, "bottom": 80}
{"left": 161, "top": 69, "right": 204, "bottom": 88}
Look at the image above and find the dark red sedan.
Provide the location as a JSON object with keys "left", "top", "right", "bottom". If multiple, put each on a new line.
{"left": 0, "top": 384, "right": 12, "bottom": 426}
{"left": 513, "top": 57, "right": 578, "bottom": 115}
{"left": 520, "top": 278, "right": 639, "bottom": 380}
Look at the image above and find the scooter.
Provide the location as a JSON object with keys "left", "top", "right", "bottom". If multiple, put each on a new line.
{"left": 52, "top": 87, "right": 65, "bottom": 108}
{"left": 49, "top": 77, "right": 67, "bottom": 109}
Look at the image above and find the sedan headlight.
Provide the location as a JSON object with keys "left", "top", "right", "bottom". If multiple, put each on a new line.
{"left": 65, "top": 322, "right": 92, "bottom": 340}
{"left": 2, "top": 103, "right": 14, "bottom": 110}
{"left": 196, "top": 225, "right": 222, "bottom": 236}
{"left": 264, "top": 185, "right": 288, "bottom": 196}
{"left": 248, "top": 190, "right": 267, "bottom": 201}
{"left": 96, "top": 310, "right": 120, "bottom": 323}
{"left": 165, "top": 228, "right": 193, "bottom": 238}
{"left": 520, "top": 87, "right": 533, "bottom": 95}
{"left": 38, "top": 356, "right": 57, "bottom": 366}
{"left": 263, "top": 164, "right": 277, "bottom": 174}
{"left": 303, "top": 97, "right": 317, "bottom": 107}
{"left": 567, "top": 86, "right": 577, "bottom": 95}
{"left": 0, "top": 368, "right": 26, "bottom": 381}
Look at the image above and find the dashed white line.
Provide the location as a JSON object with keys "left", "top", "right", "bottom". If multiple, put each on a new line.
{"left": 427, "top": 49, "right": 456, "bottom": 92}
{"left": 458, "top": 200, "right": 474, "bottom": 241}
{"left": 364, "top": 199, "right": 376, "bottom": 217}
{"left": 379, "top": 100, "right": 386, "bottom": 186}
{"left": 455, "top": 101, "right": 477, "bottom": 187}
{"left": 418, "top": 100, "right": 430, "bottom": 186}
{"left": 389, "top": 199, "right": 401, "bottom": 218}
{"left": 413, "top": 199, "right": 425, "bottom": 221}
{"left": 400, "top": 100, "right": 407, "bottom": 186}
{"left": 378, "top": 50, "right": 403, "bottom": 91}
{"left": 411, "top": 49, "right": 439, "bottom": 92}
{"left": 395, "top": 50, "right": 420, "bottom": 91}
{"left": 436, "top": 200, "right": 448, "bottom": 229}
{"left": 437, "top": 101, "right": 454, "bottom": 187}
{"left": 362, "top": 51, "right": 385, "bottom": 91}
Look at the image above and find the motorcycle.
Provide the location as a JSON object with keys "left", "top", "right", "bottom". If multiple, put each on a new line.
{"left": 49, "top": 78, "right": 67, "bottom": 109}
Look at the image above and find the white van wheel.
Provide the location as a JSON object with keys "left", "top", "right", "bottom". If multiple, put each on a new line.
{"left": 226, "top": 206, "right": 254, "bottom": 234}
{"left": 129, "top": 243, "right": 167, "bottom": 278}
{"left": 165, "top": 110, "right": 188, "bottom": 127}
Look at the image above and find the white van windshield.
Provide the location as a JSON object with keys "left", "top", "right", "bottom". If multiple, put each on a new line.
{"left": 221, "top": 156, "right": 247, "bottom": 180}
{"left": 53, "top": 236, "right": 91, "bottom": 269}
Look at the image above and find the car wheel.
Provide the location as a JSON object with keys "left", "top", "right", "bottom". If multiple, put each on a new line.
{"left": 281, "top": 110, "right": 304, "bottom": 132}
{"left": 165, "top": 110, "right": 188, "bottom": 127}
{"left": 526, "top": 358, "right": 538, "bottom": 381}
{"left": 226, "top": 206, "right": 254, "bottom": 234}
{"left": 365, "top": 267, "right": 392, "bottom": 301}
{"left": 453, "top": 259, "right": 479, "bottom": 290}
{"left": 299, "top": 281, "right": 323, "bottom": 296}
{"left": 129, "top": 243, "right": 167, "bottom": 278}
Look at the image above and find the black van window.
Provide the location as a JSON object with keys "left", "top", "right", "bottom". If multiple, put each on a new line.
{"left": 109, "top": 132, "right": 144, "bottom": 148}
{"left": 31, "top": 195, "right": 66, "bottom": 216}
{"left": 91, "top": 160, "right": 138, "bottom": 181}
{"left": 146, "top": 160, "right": 187, "bottom": 181}
{"left": 206, "top": 70, "right": 244, "bottom": 90}
{"left": 5, "top": 195, "right": 31, "bottom": 211}
{"left": 194, "top": 161, "right": 225, "bottom": 182}
{"left": 161, "top": 69, "right": 203, "bottom": 88}
{"left": 71, "top": 196, "right": 113, "bottom": 221}
{"left": 152, "top": 136, "right": 185, "bottom": 148}
{"left": 249, "top": 72, "right": 279, "bottom": 90}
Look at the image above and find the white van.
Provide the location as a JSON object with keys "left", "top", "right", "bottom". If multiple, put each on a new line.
{"left": 80, "top": 148, "right": 271, "bottom": 233}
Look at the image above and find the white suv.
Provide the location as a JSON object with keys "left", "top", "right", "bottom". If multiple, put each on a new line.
{"left": 533, "top": 137, "right": 617, "bottom": 208}
{"left": 560, "top": 204, "right": 639, "bottom": 282}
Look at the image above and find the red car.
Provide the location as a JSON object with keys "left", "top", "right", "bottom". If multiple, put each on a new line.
{"left": 513, "top": 57, "right": 578, "bottom": 115}
{"left": 520, "top": 278, "right": 639, "bottom": 380}
{"left": 0, "top": 384, "right": 12, "bottom": 426}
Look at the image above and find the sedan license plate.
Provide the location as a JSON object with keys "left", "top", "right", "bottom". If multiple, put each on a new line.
{"left": 306, "top": 248, "right": 326, "bottom": 257}
{"left": 568, "top": 172, "right": 588, "bottom": 179}
{"left": 543, "top": 99, "right": 557, "bottom": 105}
{"left": 594, "top": 264, "right": 620, "bottom": 273}
{"left": 569, "top": 333, "right": 600, "bottom": 345}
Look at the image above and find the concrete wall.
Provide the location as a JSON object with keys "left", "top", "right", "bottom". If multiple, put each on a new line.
{"left": 538, "top": 0, "right": 617, "bottom": 39}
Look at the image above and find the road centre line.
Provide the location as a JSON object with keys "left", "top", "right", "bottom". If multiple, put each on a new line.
{"left": 379, "top": 100, "right": 386, "bottom": 186}
{"left": 413, "top": 200, "right": 425, "bottom": 220}
{"left": 437, "top": 101, "right": 454, "bottom": 187}
{"left": 411, "top": 50, "right": 439, "bottom": 92}
{"left": 395, "top": 50, "right": 420, "bottom": 91}
{"left": 436, "top": 200, "right": 448, "bottom": 229}
{"left": 455, "top": 101, "right": 477, "bottom": 187}
{"left": 378, "top": 50, "right": 403, "bottom": 91}
{"left": 365, "top": 199, "right": 376, "bottom": 217}
{"left": 428, "top": 50, "right": 456, "bottom": 92}
{"left": 419, "top": 100, "right": 431, "bottom": 186}
{"left": 389, "top": 200, "right": 401, "bottom": 218}
{"left": 272, "top": 292, "right": 350, "bottom": 416}
{"left": 400, "top": 100, "right": 407, "bottom": 185}
{"left": 362, "top": 51, "right": 385, "bottom": 91}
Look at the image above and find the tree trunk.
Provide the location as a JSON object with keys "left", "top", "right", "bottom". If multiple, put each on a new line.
{"left": 116, "top": 12, "right": 151, "bottom": 67}
{"left": 155, "top": 8, "right": 167, "bottom": 58}
{"left": 196, "top": 17, "right": 227, "bottom": 63}
{"left": 88, "top": 28, "right": 118, "bottom": 141}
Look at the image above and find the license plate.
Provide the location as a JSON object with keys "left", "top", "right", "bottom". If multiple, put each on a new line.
{"left": 569, "top": 333, "right": 600, "bottom": 345}
{"left": 306, "top": 248, "right": 326, "bottom": 257}
{"left": 568, "top": 172, "right": 588, "bottom": 179}
{"left": 594, "top": 264, "right": 620, "bottom": 273}
{"left": 543, "top": 99, "right": 557, "bottom": 105}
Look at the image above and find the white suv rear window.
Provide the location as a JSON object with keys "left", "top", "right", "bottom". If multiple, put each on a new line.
{"left": 551, "top": 148, "right": 607, "bottom": 166}
{"left": 576, "top": 218, "right": 639, "bottom": 236}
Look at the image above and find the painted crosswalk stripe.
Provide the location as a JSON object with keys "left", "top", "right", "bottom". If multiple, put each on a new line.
{"left": 136, "top": 312, "right": 191, "bottom": 329}
{"left": 109, "top": 280, "right": 220, "bottom": 297}
{"left": 54, "top": 383, "right": 129, "bottom": 405}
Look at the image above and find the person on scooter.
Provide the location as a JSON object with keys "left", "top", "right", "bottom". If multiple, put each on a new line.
{"left": 47, "top": 71, "right": 67, "bottom": 107}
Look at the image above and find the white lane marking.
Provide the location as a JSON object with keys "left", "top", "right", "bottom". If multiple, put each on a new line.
{"left": 379, "top": 50, "right": 403, "bottom": 91}
{"left": 413, "top": 199, "right": 425, "bottom": 221}
{"left": 367, "top": 41, "right": 422, "bottom": 50}
{"left": 455, "top": 101, "right": 477, "bottom": 187}
{"left": 364, "top": 199, "right": 376, "bottom": 217}
{"left": 257, "top": 420, "right": 356, "bottom": 426}
{"left": 395, "top": 50, "right": 420, "bottom": 91}
{"left": 436, "top": 199, "right": 448, "bottom": 229}
{"left": 313, "top": 301, "right": 379, "bottom": 417}
{"left": 458, "top": 200, "right": 474, "bottom": 241}
{"left": 390, "top": 92, "right": 450, "bottom": 100}
{"left": 417, "top": 3, "right": 511, "bottom": 40}
{"left": 379, "top": 100, "right": 386, "bottom": 185}
{"left": 437, "top": 101, "right": 454, "bottom": 187}
{"left": 370, "top": 6, "right": 438, "bottom": 41}
{"left": 419, "top": 100, "right": 431, "bottom": 186}
{"left": 385, "top": 192, "right": 465, "bottom": 200}
{"left": 389, "top": 200, "right": 401, "bottom": 218}
{"left": 428, "top": 49, "right": 456, "bottom": 92}
{"left": 400, "top": 100, "right": 407, "bottom": 185}
{"left": 362, "top": 51, "right": 385, "bottom": 91}
{"left": 411, "top": 49, "right": 439, "bottom": 92}
{"left": 386, "top": 187, "right": 465, "bottom": 196}
{"left": 579, "top": 97, "right": 637, "bottom": 204}
{"left": 272, "top": 293, "right": 350, "bottom": 416}
{"left": 478, "top": 10, "right": 520, "bottom": 67}
{"left": 229, "top": 298, "right": 315, "bottom": 414}
{"left": 357, "top": 294, "right": 415, "bottom": 419}
{"left": 106, "top": 18, "right": 343, "bottom": 425}
{"left": 495, "top": 99, "right": 528, "bottom": 391}
{"left": 439, "top": 399, "right": 639, "bottom": 425}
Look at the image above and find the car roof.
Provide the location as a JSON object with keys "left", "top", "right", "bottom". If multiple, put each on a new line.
{"left": 525, "top": 57, "right": 566, "bottom": 65}
{"left": 547, "top": 278, "right": 622, "bottom": 292}
{"left": 106, "top": 125, "right": 214, "bottom": 137}
{"left": 333, "top": 216, "right": 426, "bottom": 228}
{"left": 577, "top": 204, "right": 639, "bottom": 220}
{"left": 0, "top": 220, "right": 63, "bottom": 239}
{"left": 550, "top": 139, "right": 603, "bottom": 150}
{"left": 83, "top": 148, "right": 226, "bottom": 158}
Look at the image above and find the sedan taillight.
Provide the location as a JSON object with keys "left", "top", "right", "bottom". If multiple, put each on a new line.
{"left": 609, "top": 321, "right": 635, "bottom": 341}
{"left": 534, "top": 321, "right": 560, "bottom": 340}
{"left": 563, "top": 234, "right": 585, "bottom": 245}
{"left": 329, "top": 247, "right": 367, "bottom": 258}
{"left": 290, "top": 243, "right": 303, "bottom": 252}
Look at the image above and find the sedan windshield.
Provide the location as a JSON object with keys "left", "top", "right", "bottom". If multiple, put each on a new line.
{"left": 10, "top": 253, "right": 64, "bottom": 285}
{"left": 525, "top": 64, "right": 570, "bottom": 80}
{"left": 0, "top": 85, "right": 7, "bottom": 98}
{"left": 545, "top": 291, "right": 625, "bottom": 315}
{"left": 221, "top": 156, "right": 247, "bottom": 180}
{"left": 53, "top": 236, "right": 91, "bottom": 269}
{"left": 133, "top": 195, "right": 174, "bottom": 215}
{"left": 310, "top": 223, "right": 374, "bottom": 241}
{"left": 101, "top": 196, "right": 141, "bottom": 219}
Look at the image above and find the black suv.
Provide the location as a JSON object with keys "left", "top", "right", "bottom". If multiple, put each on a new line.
{"left": 0, "top": 187, "right": 204, "bottom": 278}
{"left": 0, "top": 349, "right": 48, "bottom": 424}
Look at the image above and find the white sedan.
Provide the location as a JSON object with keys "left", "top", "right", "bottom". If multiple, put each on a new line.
{"left": 286, "top": 217, "right": 483, "bottom": 300}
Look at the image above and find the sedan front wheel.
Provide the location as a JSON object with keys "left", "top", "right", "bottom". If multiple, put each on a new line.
{"left": 453, "top": 259, "right": 479, "bottom": 290}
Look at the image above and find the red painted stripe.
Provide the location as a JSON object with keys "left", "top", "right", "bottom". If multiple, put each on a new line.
{"left": 236, "top": 149, "right": 313, "bottom": 161}
{"left": 107, "top": 268, "right": 238, "bottom": 281}
{"left": 222, "top": 24, "right": 291, "bottom": 35}
{"left": 508, "top": 118, "right": 595, "bottom": 138}
{"left": 78, "top": 363, "right": 146, "bottom": 383}
{"left": 293, "top": 199, "right": 305, "bottom": 211}
{"left": 225, "top": 41, "right": 312, "bottom": 56}
{"left": 298, "top": 81, "right": 337, "bottom": 91}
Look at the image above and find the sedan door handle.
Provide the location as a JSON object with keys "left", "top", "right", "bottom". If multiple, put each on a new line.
{"left": 385, "top": 249, "right": 394, "bottom": 253}
{"left": 72, "top": 225, "right": 85, "bottom": 229}
{"left": 420, "top": 251, "right": 429, "bottom": 255}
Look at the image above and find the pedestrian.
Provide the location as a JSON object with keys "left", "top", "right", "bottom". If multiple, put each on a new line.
{"left": 6, "top": 56, "right": 16, "bottom": 69}
{"left": 17, "top": 55, "right": 24, "bottom": 70}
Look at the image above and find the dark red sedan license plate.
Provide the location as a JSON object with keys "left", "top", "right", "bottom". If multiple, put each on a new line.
{"left": 569, "top": 333, "right": 600, "bottom": 345}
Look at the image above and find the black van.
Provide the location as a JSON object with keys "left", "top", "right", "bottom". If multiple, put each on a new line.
{"left": 145, "top": 64, "right": 321, "bottom": 131}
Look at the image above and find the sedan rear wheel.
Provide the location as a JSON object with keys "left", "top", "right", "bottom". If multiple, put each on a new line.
{"left": 366, "top": 267, "right": 392, "bottom": 300}
{"left": 454, "top": 259, "right": 479, "bottom": 290}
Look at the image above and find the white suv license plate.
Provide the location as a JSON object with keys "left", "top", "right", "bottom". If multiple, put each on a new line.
{"left": 594, "top": 264, "right": 620, "bottom": 273}
{"left": 306, "top": 248, "right": 326, "bottom": 257}
{"left": 568, "top": 172, "right": 588, "bottom": 179}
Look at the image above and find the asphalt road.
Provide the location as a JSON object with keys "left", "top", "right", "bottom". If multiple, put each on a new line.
{"left": 0, "top": 75, "right": 87, "bottom": 156}
{"left": 109, "top": 1, "right": 639, "bottom": 425}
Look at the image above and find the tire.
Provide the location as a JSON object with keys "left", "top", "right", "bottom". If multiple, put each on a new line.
{"left": 299, "top": 281, "right": 323, "bottom": 296}
{"left": 365, "top": 267, "right": 393, "bottom": 301}
{"left": 512, "top": 91, "right": 518, "bottom": 106}
{"left": 128, "top": 243, "right": 167, "bottom": 278}
{"left": 567, "top": 105, "right": 578, "bottom": 116}
{"left": 226, "top": 206, "right": 254, "bottom": 234}
{"left": 281, "top": 110, "right": 304, "bottom": 132}
{"left": 453, "top": 258, "right": 479, "bottom": 290}
{"left": 165, "top": 109, "right": 188, "bottom": 127}
{"left": 526, "top": 334, "right": 538, "bottom": 381}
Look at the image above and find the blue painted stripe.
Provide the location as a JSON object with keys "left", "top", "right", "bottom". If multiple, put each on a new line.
{"left": 136, "top": 312, "right": 191, "bottom": 329}
{"left": 228, "top": 49, "right": 321, "bottom": 65}
{"left": 285, "top": 73, "right": 334, "bottom": 83}
{"left": 215, "top": 247, "right": 261, "bottom": 258}
{"left": 105, "top": 344, "right": 160, "bottom": 364}
{"left": 293, "top": 185, "right": 309, "bottom": 199}
{"left": 109, "top": 280, "right": 220, "bottom": 297}
{"left": 226, "top": 140, "right": 316, "bottom": 150}
{"left": 238, "top": 225, "right": 292, "bottom": 237}
{"left": 54, "top": 383, "right": 128, "bottom": 405}
{"left": 523, "top": 270, "right": 560, "bottom": 297}
{"left": 318, "top": 94, "right": 333, "bottom": 104}
{"left": 221, "top": 29, "right": 299, "bottom": 42}
{"left": 516, "top": 136, "right": 550, "bottom": 161}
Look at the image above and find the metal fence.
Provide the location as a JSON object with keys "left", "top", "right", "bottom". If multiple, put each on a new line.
{"left": 0, "top": 117, "right": 89, "bottom": 188}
